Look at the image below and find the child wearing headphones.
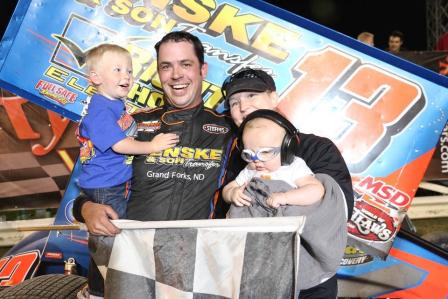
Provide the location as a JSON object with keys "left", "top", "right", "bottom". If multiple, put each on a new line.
{"left": 223, "top": 109, "right": 324, "bottom": 209}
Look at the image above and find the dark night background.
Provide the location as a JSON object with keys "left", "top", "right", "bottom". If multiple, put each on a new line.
{"left": 0, "top": 0, "right": 429, "bottom": 51}
{"left": 264, "top": 0, "right": 428, "bottom": 50}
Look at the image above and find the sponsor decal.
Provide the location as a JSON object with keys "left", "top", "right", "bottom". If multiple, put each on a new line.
{"left": 138, "top": 120, "right": 161, "bottom": 132}
{"left": 347, "top": 176, "right": 408, "bottom": 255}
{"left": 77, "top": 135, "right": 95, "bottom": 164}
{"left": 145, "top": 146, "right": 223, "bottom": 169}
{"left": 439, "top": 124, "right": 448, "bottom": 174}
{"left": 146, "top": 146, "right": 222, "bottom": 163}
{"left": 348, "top": 176, "right": 409, "bottom": 243}
{"left": 118, "top": 113, "right": 135, "bottom": 131}
{"left": 348, "top": 200, "right": 398, "bottom": 242}
{"left": 44, "top": 252, "right": 63, "bottom": 260}
{"left": 35, "top": 79, "right": 77, "bottom": 105}
{"left": 340, "top": 246, "right": 373, "bottom": 266}
{"left": 354, "top": 176, "right": 411, "bottom": 211}
{"left": 202, "top": 124, "right": 229, "bottom": 134}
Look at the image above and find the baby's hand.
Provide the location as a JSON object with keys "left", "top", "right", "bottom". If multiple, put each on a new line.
{"left": 267, "top": 193, "right": 287, "bottom": 208}
{"left": 230, "top": 184, "right": 252, "bottom": 207}
{"left": 150, "top": 133, "right": 179, "bottom": 152}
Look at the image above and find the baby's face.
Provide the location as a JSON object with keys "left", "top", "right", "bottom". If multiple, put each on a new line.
{"left": 91, "top": 51, "right": 133, "bottom": 100}
{"left": 242, "top": 118, "right": 285, "bottom": 173}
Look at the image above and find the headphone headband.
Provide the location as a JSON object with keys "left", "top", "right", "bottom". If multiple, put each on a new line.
{"left": 239, "top": 109, "right": 298, "bottom": 137}
{"left": 238, "top": 109, "right": 299, "bottom": 166}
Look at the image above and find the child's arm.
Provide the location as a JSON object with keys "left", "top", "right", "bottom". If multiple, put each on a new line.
{"left": 112, "top": 133, "right": 179, "bottom": 154}
{"left": 267, "top": 175, "right": 324, "bottom": 208}
{"left": 223, "top": 180, "right": 252, "bottom": 207}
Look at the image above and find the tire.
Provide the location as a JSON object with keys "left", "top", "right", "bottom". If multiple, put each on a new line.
{"left": 0, "top": 274, "right": 87, "bottom": 299}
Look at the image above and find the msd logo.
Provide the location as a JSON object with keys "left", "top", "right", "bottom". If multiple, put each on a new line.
{"left": 202, "top": 124, "right": 229, "bottom": 135}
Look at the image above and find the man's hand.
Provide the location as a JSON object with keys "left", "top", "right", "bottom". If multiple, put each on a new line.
{"left": 81, "top": 201, "right": 120, "bottom": 236}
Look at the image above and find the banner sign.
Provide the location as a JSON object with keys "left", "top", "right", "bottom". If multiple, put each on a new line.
{"left": 0, "top": 90, "right": 78, "bottom": 211}
{"left": 395, "top": 50, "right": 448, "bottom": 180}
{"left": 1, "top": 0, "right": 448, "bottom": 258}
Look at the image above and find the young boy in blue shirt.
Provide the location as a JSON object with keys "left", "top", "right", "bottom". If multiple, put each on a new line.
{"left": 77, "top": 44, "right": 179, "bottom": 298}
{"left": 78, "top": 43, "right": 178, "bottom": 218}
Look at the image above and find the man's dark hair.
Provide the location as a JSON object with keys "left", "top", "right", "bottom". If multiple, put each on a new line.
{"left": 390, "top": 30, "right": 404, "bottom": 42}
{"left": 154, "top": 31, "right": 205, "bottom": 65}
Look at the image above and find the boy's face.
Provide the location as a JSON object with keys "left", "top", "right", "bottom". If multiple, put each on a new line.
{"left": 242, "top": 118, "right": 285, "bottom": 173}
{"left": 157, "top": 40, "right": 208, "bottom": 109}
{"left": 229, "top": 91, "right": 278, "bottom": 127}
{"left": 90, "top": 51, "right": 133, "bottom": 100}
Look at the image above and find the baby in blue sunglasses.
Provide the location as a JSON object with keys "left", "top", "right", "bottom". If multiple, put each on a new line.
{"left": 223, "top": 117, "right": 324, "bottom": 209}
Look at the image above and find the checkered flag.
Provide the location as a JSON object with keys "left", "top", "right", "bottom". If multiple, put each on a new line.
{"left": 90, "top": 217, "right": 305, "bottom": 299}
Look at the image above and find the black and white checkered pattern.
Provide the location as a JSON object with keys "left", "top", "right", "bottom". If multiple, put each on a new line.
{"left": 0, "top": 148, "right": 78, "bottom": 210}
{"left": 90, "top": 218, "right": 305, "bottom": 299}
{"left": 0, "top": 95, "right": 79, "bottom": 211}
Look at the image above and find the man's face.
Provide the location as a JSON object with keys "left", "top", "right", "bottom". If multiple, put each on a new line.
{"left": 229, "top": 91, "right": 278, "bottom": 126}
{"left": 388, "top": 36, "right": 402, "bottom": 53}
{"left": 157, "top": 40, "right": 208, "bottom": 109}
{"left": 91, "top": 51, "right": 133, "bottom": 100}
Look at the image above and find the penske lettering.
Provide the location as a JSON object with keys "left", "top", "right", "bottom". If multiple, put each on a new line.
{"left": 145, "top": 146, "right": 222, "bottom": 169}
{"left": 150, "top": 147, "right": 222, "bottom": 160}
{"left": 78, "top": 0, "right": 300, "bottom": 62}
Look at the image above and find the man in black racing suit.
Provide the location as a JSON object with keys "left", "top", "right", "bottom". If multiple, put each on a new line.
{"left": 73, "top": 31, "right": 233, "bottom": 298}
{"left": 128, "top": 104, "right": 233, "bottom": 221}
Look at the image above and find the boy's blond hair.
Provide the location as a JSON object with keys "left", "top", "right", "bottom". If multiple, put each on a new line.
{"left": 357, "top": 31, "right": 373, "bottom": 40}
{"left": 357, "top": 32, "right": 374, "bottom": 44}
{"left": 85, "top": 43, "right": 131, "bottom": 72}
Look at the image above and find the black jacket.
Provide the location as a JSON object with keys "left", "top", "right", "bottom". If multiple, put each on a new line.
{"left": 216, "top": 132, "right": 354, "bottom": 219}
{"left": 128, "top": 103, "right": 234, "bottom": 221}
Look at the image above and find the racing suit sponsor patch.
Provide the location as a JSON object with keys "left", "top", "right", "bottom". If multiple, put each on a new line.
{"left": 138, "top": 120, "right": 161, "bottom": 132}
{"left": 202, "top": 124, "right": 230, "bottom": 134}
